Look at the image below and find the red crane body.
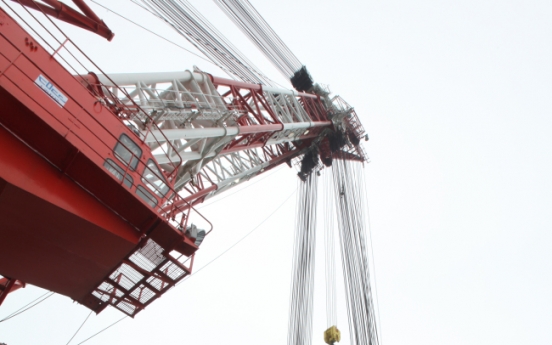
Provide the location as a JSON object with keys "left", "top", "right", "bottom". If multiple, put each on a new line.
{"left": 0, "top": 6, "right": 198, "bottom": 315}
{"left": 0, "top": 0, "right": 366, "bottom": 316}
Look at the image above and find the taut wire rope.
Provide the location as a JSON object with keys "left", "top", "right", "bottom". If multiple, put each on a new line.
{"left": 52, "top": 188, "right": 296, "bottom": 345}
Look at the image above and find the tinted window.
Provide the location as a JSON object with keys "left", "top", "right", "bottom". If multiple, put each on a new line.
{"left": 136, "top": 186, "right": 158, "bottom": 208}
{"left": 114, "top": 134, "right": 142, "bottom": 170}
{"left": 142, "top": 159, "right": 169, "bottom": 197}
{"left": 104, "top": 159, "right": 133, "bottom": 187}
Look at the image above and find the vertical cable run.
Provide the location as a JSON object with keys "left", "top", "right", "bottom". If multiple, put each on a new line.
{"left": 287, "top": 172, "right": 318, "bottom": 345}
{"left": 331, "top": 156, "right": 379, "bottom": 345}
{"left": 324, "top": 170, "right": 337, "bottom": 328}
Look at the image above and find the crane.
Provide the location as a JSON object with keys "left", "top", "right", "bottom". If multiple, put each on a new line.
{"left": 0, "top": 2, "right": 377, "bottom": 344}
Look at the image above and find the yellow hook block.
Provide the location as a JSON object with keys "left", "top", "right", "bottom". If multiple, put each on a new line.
{"left": 324, "top": 325, "right": 341, "bottom": 344}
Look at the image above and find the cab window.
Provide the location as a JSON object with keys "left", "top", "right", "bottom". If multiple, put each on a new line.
{"left": 142, "top": 159, "right": 169, "bottom": 197}
{"left": 104, "top": 159, "right": 133, "bottom": 187}
{"left": 136, "top": 186, "right": 158, "bottom": 208}
{"left": 114, "top": 134, "right": 142, "bottom": 170}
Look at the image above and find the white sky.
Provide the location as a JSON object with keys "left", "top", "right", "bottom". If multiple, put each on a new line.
{"left": 1, "top": 0, "right": 552, "bottom": 344}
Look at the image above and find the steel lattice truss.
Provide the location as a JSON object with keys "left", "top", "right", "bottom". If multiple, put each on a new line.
{"left": 0, "top": 0, "right": 371, "bottom": 320}
{"left": 92, "top": 70, "right": 339, "bottom": 209}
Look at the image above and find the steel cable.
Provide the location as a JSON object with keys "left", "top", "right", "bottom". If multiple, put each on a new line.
{"left": 47, "top": 188, "right": 297, "bottom": 345}
{"left": 287, "top": 173, "right": 318, "bottom": 345}
{"left": 134, "top": 0, "right": 273, "bottom": 85}
{"left": 213, "top": 0, "right": 303, "bottom": 78}
{"left": 331, "top": 156, "right": 379, "bottom": 345}
{"left": 66, "top": 310, "right": 93, "bottom": 345}
{"left": 0, "top": 291, "right": 54, "bottom": 323}
{"left": 323, "top": 169, "right": 338, "bottom": 328}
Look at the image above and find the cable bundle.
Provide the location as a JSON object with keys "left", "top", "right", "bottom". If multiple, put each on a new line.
{"left": 135, "top": 0, "right": 272, "bottom": 85}
{"left": 323, "top": 170, "right": 337, "bottom": 329}
{"left": 213, "top": 0, "right": 302, "bottom": 78}
{"left": 331, "top": 156, "right": 379, "bottom": 345}
{"left": 288, "top": 173, "right": 318, "bottom": 345}
{"left": 213, "top": 0, "right": 314, "bottom": 91}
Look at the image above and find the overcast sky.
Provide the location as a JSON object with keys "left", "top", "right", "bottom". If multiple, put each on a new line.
{"left": 1, "top": 0, "right": 552, "bottom": 344}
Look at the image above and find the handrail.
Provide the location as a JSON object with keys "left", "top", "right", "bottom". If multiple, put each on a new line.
{"left": 0, "top": 0, "right": 209, "bottom": 238}
{"left": 3, "top": 0, "right": 183, "bottom": 180}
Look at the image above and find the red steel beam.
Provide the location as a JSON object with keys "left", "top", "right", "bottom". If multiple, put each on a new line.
{"left": 0, "top": 277, "right": 25, "bottom": 306}
{"left": 11, "top": 0, "right": 114, "bottom": 41}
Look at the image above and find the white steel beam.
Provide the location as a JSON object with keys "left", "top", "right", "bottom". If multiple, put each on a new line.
{"left": 94, "top": 69, "right": 334, "bottom": 202}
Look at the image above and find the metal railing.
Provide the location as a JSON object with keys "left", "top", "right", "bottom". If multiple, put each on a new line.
{"left": 1, "top": 1, "right": 218, "bottom": 316}
{"left": 1, "top": 1, "right": 216, "bottom": 214}
{"left": 2, "top": 0, "right": 183, "bottom": 177}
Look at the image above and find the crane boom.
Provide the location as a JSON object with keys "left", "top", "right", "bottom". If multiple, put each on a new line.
{"left": 80, "top": 70, "right": 359, "bottom": 210}
{"left": 0, "top": 0, "right": 369, "bottom": 319}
